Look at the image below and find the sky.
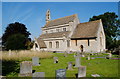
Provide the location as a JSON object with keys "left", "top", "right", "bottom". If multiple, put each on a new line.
{"left": 2, "top": 2, "right": 119, "bottom": 39}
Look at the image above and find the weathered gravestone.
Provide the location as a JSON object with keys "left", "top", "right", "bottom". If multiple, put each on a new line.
{"left": 74, "top": 55, "right": 81, "bottom": 67}
{"left": 78, "top": 66, "right": 86, "bottom": 78}
{"left": 19, "top": 61, "right": 32, "bottom": 77}
{"left": 67, "top": 62, "right": 73, "bottom": 70}
{"left": 56, "top": 69, "right": 66, "bottom": 79}
{"left": 53, "top": 57, "right": 58, "bottom": 63}
{"left": 64, "top": 51, "right": 68, "bottom": 57}
{"left": 32, "top": 57, "right": 40, "bottom": 66}
{"left": 33, "top": 72, "right": 45, "bottom": 79}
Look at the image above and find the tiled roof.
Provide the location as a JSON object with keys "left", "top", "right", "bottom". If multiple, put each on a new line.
{"left": 71, "top": 20, "right": 101, "bottom": 39}
{"left": 37, "top": 38, "right": 47, "bottom": 48}
{"left": 39, "top": 31, "right": 70, "bottom": 39}
{"left": 43, "top": 14, "right": 77, "bottom": 28}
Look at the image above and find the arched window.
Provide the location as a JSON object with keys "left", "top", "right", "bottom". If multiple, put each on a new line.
{"left": 63, "top": 28, "right": 66, "bottom": 31}
{"left": 56, "top": 41, "right": 59, "bottom": 48}
{"left": 49, "top": 42, "right": 52, "bottom": 48}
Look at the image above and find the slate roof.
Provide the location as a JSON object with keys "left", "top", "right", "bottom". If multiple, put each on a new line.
{"left": 39, "top": 31, "right": 71, "bottom": 39}
{"left": 37, "top": 38, "right": 47, "bottom": 48}
{"left": 43, "top": 14, "right": 77, "bottom": 28}
{"left": 71, "top": 20, "right": 101, "bottom": 39}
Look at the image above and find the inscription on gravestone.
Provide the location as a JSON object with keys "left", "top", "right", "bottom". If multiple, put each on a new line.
{"left": 19, "top": 61, "right": 32, "bottom": 77}
{"left": 32, "top": 57, "right": 40, "bottom": 66}
{"left": 56, "top": 69, "right": 66, "bottom": 79}
{"left": 78, "top": 66, "right": 86, "bottom": 78}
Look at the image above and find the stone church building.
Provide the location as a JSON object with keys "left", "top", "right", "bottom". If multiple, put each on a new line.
{"left": 33, "top": 10, "right": 106, "bottom": 52}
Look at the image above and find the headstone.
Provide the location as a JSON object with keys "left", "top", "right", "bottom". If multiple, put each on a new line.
{"left": 33, "top": 72, "right": 45, "bottom": 79}
{"left": 32, "top": 57, "right": 40, "bottom": 66}
{"left": 81, "top": 55, "right": 85, "bottom": 57}
{"left": 86, "top": 56, "right": 90, "bottom": 60}
{"left": 53, "top": 57, "right": 58, "bottom": 63}
{"left": 64, "top": 51, "right": 68, "bottom": 57}
{"left": 67, "top": 62, "right": 73, "bottom": 70}
{"left": 91, "top": 74, "right": 100, "bottom": 77}
{"left": 108, "top": 53, "right": 112, "bottom": 58}
{"left": 56, "top": 69, "right": 66, "bottom": 79}
{"left": 78, "top": 66, "right": 86, "bottom": 78}
{"left": 19, "top": 61, "right": 32, "bottom": 77}
{"left": 74, "top": 55, "right": 81, "bottom": 67}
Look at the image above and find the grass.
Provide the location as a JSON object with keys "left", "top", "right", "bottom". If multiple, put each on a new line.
{"left": 2, "top": 51, "right": 119, "bottom": 78}
{"left": 1, "top": 50, "right": 53, "bottom": 61}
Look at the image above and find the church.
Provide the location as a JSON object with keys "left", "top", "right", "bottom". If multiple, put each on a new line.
{"left": 33, "top": 10, "right": 106, "bottom": 53}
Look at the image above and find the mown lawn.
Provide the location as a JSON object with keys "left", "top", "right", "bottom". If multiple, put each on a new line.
{"left": 5, "top": 53, "right": 119, "bottom": 78}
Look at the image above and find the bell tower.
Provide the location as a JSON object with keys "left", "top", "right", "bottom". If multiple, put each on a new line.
{"left": 46, "top": 9, "right": 51, "bottom": 23}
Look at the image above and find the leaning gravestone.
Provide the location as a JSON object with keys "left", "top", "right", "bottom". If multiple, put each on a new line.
{"left": 67, "top": 62, "right": 73, "bottom": 70}
{"left": 78, "top": 66, "right": 86, "bottom": 78}
{"left": 32, "top": 57, "right": 40, "bottom": 66}
{"left": 56, "top": 69, "right": 66, "bottom": 79}
{"left": 19, "top": 61, "right": 32, "bottom": 77}
{"left": 74, "top": 55, "right": 81, "bottom": 67}
{"left": 33, "top": 72, "right": 45, "bottom": 79}
{"left": 53, "top": 57, "right": 58, "bottom": 63}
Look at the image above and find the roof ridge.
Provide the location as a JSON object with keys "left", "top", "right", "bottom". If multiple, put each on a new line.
{"left": 46, "top": 14, "right": 77, "bottom": 24}
{"left": 79, "top": 19, "right": 101, "bottom": 25}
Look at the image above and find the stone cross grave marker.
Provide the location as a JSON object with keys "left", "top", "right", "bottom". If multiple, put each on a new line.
{"left": 33, "top": 72, "right": 45, "bottom": 79}
{"left": 32, "top": 57, "right": 40, "bottom": 66}
{"left": 56, "top": 69, "right": 66, "bottom": 79}
{"left": 67, "top": 62, "right": 73, "bottom": 70}
{"left": 74, "top": 55, "right": 81, "bottom": 67}
{"left": 78, "top": 66, "right": 86, "bottom": 78}
{"left": 19, "top": 61, "right": 32, "bottom": 77}
{"left": 53, "top": 57, "right": 58, "bottom": 63}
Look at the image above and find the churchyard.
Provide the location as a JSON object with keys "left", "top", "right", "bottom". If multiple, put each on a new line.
{"left": 1, "top": 50, "right": 119, "bottom": 78}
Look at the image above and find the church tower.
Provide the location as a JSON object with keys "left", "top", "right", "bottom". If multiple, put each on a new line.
{"left": 46, "top": 9, "right": 51, "bottom": 23}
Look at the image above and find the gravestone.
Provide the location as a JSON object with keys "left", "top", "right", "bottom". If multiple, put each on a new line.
{"left": 74, "top": 55, "right": 81, "bottom": 67}
{"left": 53, "top": 57, "right": 58, "bottom": 63}
{"left": 78, "top": 66, "right": 86, "bottom": 78}
{"left": 56, "top": 69, "right": 66, "bottom": 79}
{"left": 19, "top": 61, "right": 32, "bottom": 77}
{"left": 86, "top": 56, "right": 90, "bottom": 60}
{"left": 32, "top": 57, "right": 40, "bottom": 66}
{"left": 64, "top": 51, "right": 68, "bottom": 57}
{"left": 67, "top": 62, "right": 73, "bottom": 70}
{"left": 108, "top": 53, "right": 112, "bottom": 58}
{"left": 33, "top": 72, "right": 45, "bottom": 79}
{"left": 81, "top": 55, "right": 85, "bottom": 57}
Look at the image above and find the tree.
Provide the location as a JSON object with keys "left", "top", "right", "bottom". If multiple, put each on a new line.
{"left": 2, "top": 22, "right": 31, "bottom": 50}
{"left": 6, "top": 34, "right": 26, "bottom": 50}
{"left": 89, "top": 12, "right": 120, "bottom": 50}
